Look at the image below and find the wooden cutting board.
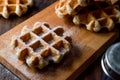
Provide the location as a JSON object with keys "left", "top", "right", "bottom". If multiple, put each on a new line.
{"left": 0, "top": 2, "right": 119, "bottom": 80}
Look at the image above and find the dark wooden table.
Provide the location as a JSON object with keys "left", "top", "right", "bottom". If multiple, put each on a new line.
{"left": 0, "top": 0, "right": 119, "bottom": 80}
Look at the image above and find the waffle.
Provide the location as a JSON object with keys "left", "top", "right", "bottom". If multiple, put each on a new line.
{"left": 0, "top": 0, "right": 33, "bottom": 19}
{"left": 55, "top": 0, "right": 114, "bottom": 18}
{"left": 55, "top": 0, "right": 89, "bottom": 18}
{"left": 11, "top": 22, "right": 71, "bottom": 69}
{"left": 73, "top": 2, "right": 120, "bottom": 32}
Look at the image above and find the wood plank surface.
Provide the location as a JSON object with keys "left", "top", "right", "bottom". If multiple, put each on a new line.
{"left": 0, "top": 0, "right": 56, "bottom": 80}
{"left": 0, "top": 1, "right": 119, "bottom": 80}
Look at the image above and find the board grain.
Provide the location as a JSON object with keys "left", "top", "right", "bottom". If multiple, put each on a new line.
{"left": 0, "top": 1, "right": 119, "bottom": 80}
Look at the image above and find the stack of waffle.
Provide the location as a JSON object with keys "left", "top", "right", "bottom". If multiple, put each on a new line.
{"left": 11, "top": 22, "right": 71, "bottom": 69}
{"left": 55, "top": 0, "right": 120, "bottom": 32}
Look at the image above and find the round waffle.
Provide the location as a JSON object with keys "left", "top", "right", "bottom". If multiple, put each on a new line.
{"left": 11, "top": 22, "right": 71, "bottom": 69}
{"left": 0, "top": 0, "right": 33, "bottom": 19}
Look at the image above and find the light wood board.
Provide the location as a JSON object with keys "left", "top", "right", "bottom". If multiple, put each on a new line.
{"left": 0, "top": 2, "right": 119, "bottom": 80}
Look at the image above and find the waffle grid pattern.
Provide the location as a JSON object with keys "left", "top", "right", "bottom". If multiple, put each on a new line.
{"left": 73, "top": 2, "right": 120, "bottom": 32}
{"left": 11, "top": 22, "right": 71, "bottom": 69}
{"left": 55, "top": 0, "right": 113, "bottom": 18}
{"left": 55, "top": 0, "right": 87, "bottom": 18}
{"left": 0, "top": 0, "right": 33, "bottom": 18}
{"left": 55, "top": 0, "right": 120, "bottom": 32}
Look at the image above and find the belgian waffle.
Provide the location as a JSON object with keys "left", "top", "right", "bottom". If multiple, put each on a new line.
{"left": 73, "top": 2, "right": 120, "bottom": 32}
{"left": 11, "top": 22, "right": 71, "bottom": 69}
{"left": 55, "top": 0, "right": 114, "bottom": 18}
{"left": 0, "top": 0, "right": 33, "bottom": 19}
{"left": 55, "top": 0, "right": 89, "bottom": 18}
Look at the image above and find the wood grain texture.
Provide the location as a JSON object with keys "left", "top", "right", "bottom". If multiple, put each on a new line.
{"left": 0, "top": 0, "right": 56, "bottom": 80}
{"left": 0, "top": 1, "right": 119, "bottom": 80}
{"left": 0, "top": 64, "right": 19, "bottom": 80}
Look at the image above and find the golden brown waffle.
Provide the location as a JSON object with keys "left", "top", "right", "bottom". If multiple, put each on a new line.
{"left": 0, "top": 0, "right": 33, "bottom": 19}
{"left": 55, "top": 0, "right": 89, "bottom": 18}
{"left": 11, "top": 22, "right": 71, "bottom": 69}
{"left": 73, "top": 2, "right": 120, "bottom": 32}
{"left": 55, "top": 0, "right": 114, "bottom": 18}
